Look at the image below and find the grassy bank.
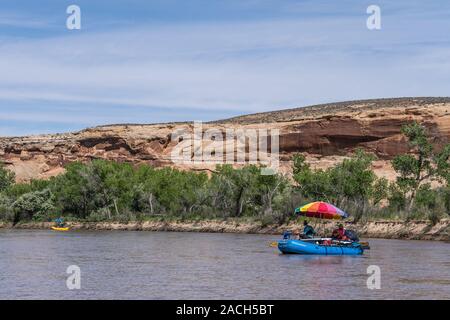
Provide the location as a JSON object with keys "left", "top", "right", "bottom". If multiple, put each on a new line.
{"left": 2, "top": 217, "right": 449, "bottom": 241}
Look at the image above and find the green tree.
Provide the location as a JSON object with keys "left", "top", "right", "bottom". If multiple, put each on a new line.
{"left": 371, "top": 177, "right": 389, "bottom": 206}
{"left": 329, "top": 149, "right": 376, "bottom": 206}
{"left": 292, "top": 154, "right": 333, "bottom": 202}
{"left": 208, "top": 165, "right": 238, "bottom": 216}
{"left": 0, "top": 193, "right": 14, "bottom": 221}
{"left": 254, "top": 171, "right": 289, "bottom": 215}
{"left": 387, "top": 182, "right": 406, "bottom": 212}
{"left": 12, "top": 189, "right": 55, "bottom": 222}
{"left": 392, "top": 122, "right": 450, "bottom": 211}
{"left": 414, "top": 183, "right": 437, "bottom": 211}
{"left": 0, "top": 163, "right": 15, "bottom": 192}
{"left": 438, "top": 187, "right": 450, "bottom": 217}
{"left": 293, "top": 149, "right": 379, "bottom": 220}
{"left": 51, "top": 161, "right": 105, "bottom": 218}
{"left": 210, "top": 165, "right": 260, "bottom": 217}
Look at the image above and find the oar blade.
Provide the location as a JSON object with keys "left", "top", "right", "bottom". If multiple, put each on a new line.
{"left": 269, "top": 241, "right": 278, "bottom": 248}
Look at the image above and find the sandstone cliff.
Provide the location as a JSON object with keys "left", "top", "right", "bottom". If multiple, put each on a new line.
{"left": 2, "top": 97, "right": 450, "bottom": 182}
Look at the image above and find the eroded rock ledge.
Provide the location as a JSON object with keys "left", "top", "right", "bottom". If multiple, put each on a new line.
{"left": 2, "top": 97, "right": 450, "bottom": 182}
{"left": 2, "top": 219, "right": 449, "bottom": 241}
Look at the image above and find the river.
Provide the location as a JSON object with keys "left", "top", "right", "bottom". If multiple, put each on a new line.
{"left": 0, "top": 229, "right": 449, "bottom": 299}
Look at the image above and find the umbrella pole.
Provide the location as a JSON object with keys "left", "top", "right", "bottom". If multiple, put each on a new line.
{"left": 314, "top": 214, "right": 320, "bottom": 238}
{"left": 314, "top": 216, "right": 321, "bottom": 237}
{"left": 312, "top": 217, "right": 317, "bottom": 237}
{"left": 313, "top": 216, "right": 322, "bottom": 238}
{"left": 319, "top": 214, "right": 323, "bottom": 238}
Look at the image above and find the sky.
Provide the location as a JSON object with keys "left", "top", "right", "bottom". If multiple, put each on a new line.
{"left": 0, "top": 0, "right": 450, "bottom": 136}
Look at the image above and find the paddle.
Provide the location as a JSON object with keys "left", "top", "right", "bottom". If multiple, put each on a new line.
{"left": 269, "top": 241, "right": 278, "bottom": 248}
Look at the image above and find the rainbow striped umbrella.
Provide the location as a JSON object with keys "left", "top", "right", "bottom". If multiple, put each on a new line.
{"left": 294, "top": 201, "right": 349, "bottom": 220}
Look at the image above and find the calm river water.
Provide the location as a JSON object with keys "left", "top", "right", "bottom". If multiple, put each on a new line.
{"left": 0, "top": 230, "right": 449, "bottom": 299}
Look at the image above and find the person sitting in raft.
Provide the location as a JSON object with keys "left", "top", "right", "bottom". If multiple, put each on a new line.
{"left": 301, "top": 220, "right": 316, "bottom": 239}
{"left": 331, "top": 224, "right": 349, "bottom": 241}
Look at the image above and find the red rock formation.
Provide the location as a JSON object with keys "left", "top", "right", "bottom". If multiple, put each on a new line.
{"left": 1, "top": 97, "right": 450, "bottom": 182}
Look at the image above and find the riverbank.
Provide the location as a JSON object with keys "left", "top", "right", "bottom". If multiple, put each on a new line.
{"left": 1, "top": 218, "right": 449, "bottom": 241}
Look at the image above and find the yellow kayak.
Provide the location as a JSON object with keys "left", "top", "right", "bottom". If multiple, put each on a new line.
{"left": 51, "top": 226, "right": 70, "bottom": 231}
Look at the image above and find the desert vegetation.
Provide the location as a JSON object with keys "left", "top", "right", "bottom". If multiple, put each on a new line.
{"left": 1, "top": 122, "right": 450, "bottom": 225}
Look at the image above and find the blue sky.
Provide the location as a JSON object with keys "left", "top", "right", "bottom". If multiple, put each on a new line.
{"left": 1, "top": 0, "right": 450, "bottom": 136}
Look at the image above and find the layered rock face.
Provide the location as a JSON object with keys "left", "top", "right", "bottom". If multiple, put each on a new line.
{"left": 1, "top": 97, "right": 450, "bottom": 182}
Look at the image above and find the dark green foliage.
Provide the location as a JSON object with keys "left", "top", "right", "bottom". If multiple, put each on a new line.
{"left": 209, "top": 164, "right": 290, "bottom": 219}
{"left": 414, "top": 183, "right": 437, "bottom": 211}
{"left": 329, "top": 149, "right": 376, "bottom": 208}
{"left": 0, "top": 159, "right": 290, "bottom": 223}
{"left": 371, "top": 178, "right": 389, "bottom": 206}
{"left": 293, "top": 149, "right": 379, "bottom": 221}
{"left": 293, "top": 149, "right": 377, "bottom": 204}
{"left": 387, "top": 182, "right": 406, "bottom": 211}
{"left": 51, "top": 161, "right": 110, "bottom": 218}
{"left": 292, "top": 154, "right": 333, "bottom": 202}
{"left": 0, "top": 163, "right": 15, "bottom": 192}
{"left": 438, "top": 187, "right": 450, "bottom": 216}
{"left": 12, "top": 189, "right": 55, "bottom": 222}
{"left": 0, "top": 193, "right": 14, "bottom": 221}
{"left": 391, "top": 122, "right": 450, "bottom": 213}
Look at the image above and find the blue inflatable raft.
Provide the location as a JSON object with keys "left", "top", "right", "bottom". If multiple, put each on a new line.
{"left": 278, "top": 239, "right": 365, "bottom": 255}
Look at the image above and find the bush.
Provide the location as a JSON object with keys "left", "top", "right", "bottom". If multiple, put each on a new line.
{"left": 293, "top": 150, "right": 382, "bottom": 221}
{"left": 12, "top": 189, "right": 55, "bottom": 221}
{"left": 391, "top": 122, "right": 450, "bottom": 214}
{"left": 387, "top": 183, "right": 406, "bottom": 211}
{"left": 428, "top": 206, "right": 443, "bottom": 225}
{"left": 414, "top": 184, "right": 437, "bottom": 210}
{"left": 259, "top": 214, "right": 276, "bottom": 227}
{"left": 2, "top": 142, "right": 449, "bottom": 224}
{"left": 0, "top": 164, "right": 15, "bottom": 192}
{"left": 87, "top": 208, "right": 111, "bottom": 222}
{"left": 438, "top": 187, "right": 450, "bottom": 216}
{"left": 0, "top": 194, "right": 14, "bottom": 221}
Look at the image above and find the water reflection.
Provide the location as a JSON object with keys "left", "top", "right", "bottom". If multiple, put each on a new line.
{"left": 0, "top": 230, "right": 449, "bottom": 299}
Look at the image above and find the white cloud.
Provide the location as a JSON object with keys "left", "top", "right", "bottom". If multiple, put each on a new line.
{"left": 1, "top": 15, "right": 450, "bottom": 123}
{"left": 0, "top": 12, "right": 51, "bottom": 28}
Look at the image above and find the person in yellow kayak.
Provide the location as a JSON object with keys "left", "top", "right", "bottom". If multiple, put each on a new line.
{"left": 54, "top": 217, "right": 65, "bottom": 228}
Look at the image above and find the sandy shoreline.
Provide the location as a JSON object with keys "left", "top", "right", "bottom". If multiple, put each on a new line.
{"left": 1, "top": 219, "right": 449, "bottom": 241}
